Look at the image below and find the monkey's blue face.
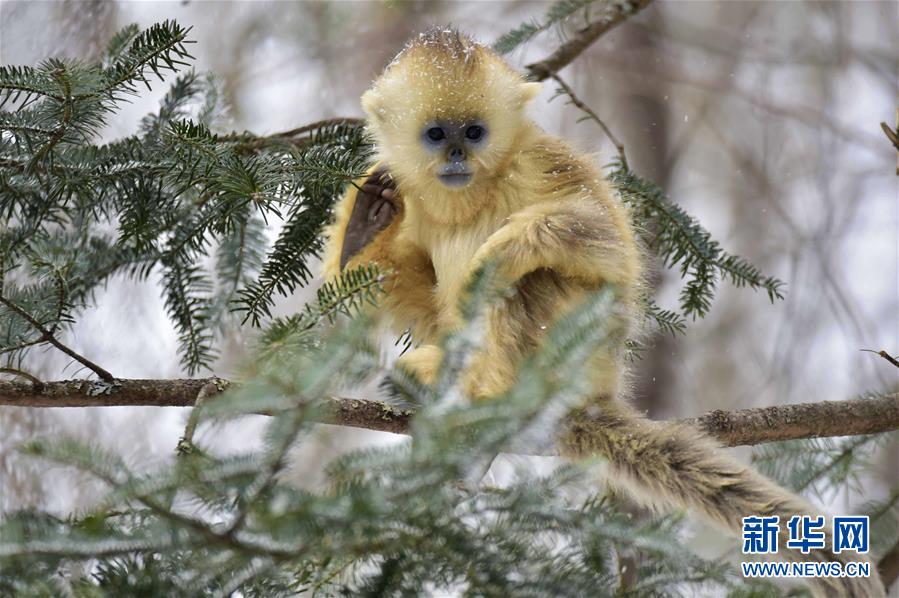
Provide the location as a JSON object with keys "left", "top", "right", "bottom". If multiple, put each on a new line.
{"left": 420, "top": 119, "right": 489, "bottom": 189}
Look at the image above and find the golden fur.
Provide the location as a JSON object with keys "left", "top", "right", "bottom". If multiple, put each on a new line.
{"left": 321, "top": 28, "right": 883, "bottom": 596}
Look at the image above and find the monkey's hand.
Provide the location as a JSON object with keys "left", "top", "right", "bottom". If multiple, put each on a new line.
{"left": 339, "top": 167, "right": 399, "bottom": 270}
{"left": 321, "top": 166, "right": 441, "bottom": 342}
{"left": 321, "top": 165, "right": 405, "bottom": 281}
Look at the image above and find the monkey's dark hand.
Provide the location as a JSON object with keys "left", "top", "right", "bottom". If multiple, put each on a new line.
{"left": 339, "top": 167, "right": 399, "bottom": 269}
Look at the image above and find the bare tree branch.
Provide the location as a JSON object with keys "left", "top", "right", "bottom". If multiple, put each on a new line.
{"left": 881, "top": 121, "right": 899, "bottom": 151}
{"left": 1, "top": 378, "right": 896, "bottom": 449}
{"left": 879, "top": 538, "right": 899, "bottom": 590}
{"left": 526, "top": 0, "right": 656, "bottom": 81}
{"left": 251, "top": 1, "right": 656, "bottom": 148}
{"left": 861, "top": 348, "right": 899, "bottom": 370}
{"left": 680, "top": 396, "right": 899, "bottom": 447}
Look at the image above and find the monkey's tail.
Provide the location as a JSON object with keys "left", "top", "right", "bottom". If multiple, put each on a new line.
{"left": 562, "top": 401, "right": 886, "bottom": 598}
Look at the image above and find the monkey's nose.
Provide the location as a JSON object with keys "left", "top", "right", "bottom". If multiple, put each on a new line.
{"left": 448, "top": 146, "right": 465, "bottom": 162}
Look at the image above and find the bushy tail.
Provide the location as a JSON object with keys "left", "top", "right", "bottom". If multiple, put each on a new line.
{"left": 562, "top": 401, "right": 885, "bottom": 597}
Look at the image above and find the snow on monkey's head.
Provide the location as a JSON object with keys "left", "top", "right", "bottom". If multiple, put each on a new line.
{"left": 362, "top": 28, "right": 541, "bottom": 194}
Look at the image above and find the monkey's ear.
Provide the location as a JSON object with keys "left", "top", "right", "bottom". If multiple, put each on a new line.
{"left": 361, "top": 89, "right": 385, "bottom": 122}
{"left": 519, "top": 82, "right": 542, "bottom": 104}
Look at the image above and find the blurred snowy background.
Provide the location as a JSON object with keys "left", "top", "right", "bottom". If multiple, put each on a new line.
{"left": 1, "top": 0, "right": 896, "bottom": 530}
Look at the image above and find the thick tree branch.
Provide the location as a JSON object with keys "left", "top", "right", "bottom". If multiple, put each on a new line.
{"left": 526, "top": 0, "right": 656, "bottom": 81}
{"left": 680, "top": 396, "right": 899, "bottom": 447}
{"left": 1, "top": 379, "right": 896, "bottom": 449}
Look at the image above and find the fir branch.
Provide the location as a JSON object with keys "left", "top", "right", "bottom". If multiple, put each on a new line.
{"left": 645, "top": 301, "right": 687, "bottom": 337}
{"left": 494, "top": 0, "right": 598, "bottom": 55}
{"left": 0, "top": 294, "right": 114, "bottom": 381}
{"left": 0, "top": 64, "right": 64, "bottom": 106}
{"left": 1, "top": 22, "right": 366, "bottom": 371}
{"left": 139, "top": 70, "right": 208, "bottom": 140}
{"left": 84, "top": 20, "right": 194, "bottom": 100}
{"left": 160, "top": 258, "right": 216, "bottom": 375}
{"left": 231, "top": 117, "right": 365, "bottom": 152}
{"left": 609, "top": 162, "right": 786, "bottom": 318}
{"left": 258, "top": 264, "right": 384, "bottom": 346}
{"left": 235, "top": 202, "right": 329, "bottom": 326}
{"left": 291, "top": 135, "right": 374, "bottom": 196}
{"left": 30, "top": 60, "right": 74, "bottom": 164}
{"left": 1, "top": 379, "right": 896, "bottom": 448}
{"left": 235, "top": 127, "right": 374, "bottom": 326}
{"left": 214, "top": 213, "right": 267, "bottom": 309}
{"left": 103, "top": 23, "right": 142, "bottom": 65}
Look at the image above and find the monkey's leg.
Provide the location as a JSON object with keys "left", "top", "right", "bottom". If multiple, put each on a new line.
{"left": 451, "top": 196, "right": 641, "bottom": 399}
{"left": 563, "top": 400, "right": 885, "bottom": 597}
{"left": 395, "top": 344, "right": 443, "bottom": 385}
{"left": 456, "top": 269, "right": 601, "bottom": 400}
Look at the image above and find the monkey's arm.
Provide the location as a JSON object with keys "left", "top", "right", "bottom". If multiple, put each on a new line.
{"left": 322, "top": 166, "right": 440, "bottom": 341}
{"left": 469, "top": 188, "right": 640, "bottom": 295}
{"left": 423, "top": 182, "right": 642, "bottom": 398}
{"left": 460, "top": 135, "right": 641, "bottom": 298}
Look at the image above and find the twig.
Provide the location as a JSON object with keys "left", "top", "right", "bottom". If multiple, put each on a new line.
{"left": 234, "top": 117, "right": 365, "bottom": 152}
{"left": 0, "top": 295, "right": 114, "bottom": 382}
{"left": 1, "top": 378, "right": 896, "bottom": 449}
{"left": 548, "top": 71, "right": 628, "bottom": 169}
{"left": 0, "top": 367, "right": 44, "bottom": 391}
{"left": 879, "top": 538, "right": 899, "bottom": 590}
{"left": 881, "top": 121, "right": 899, "bottom": 151}
{"left": 176, "top": 377, "right": 228, "bottom": 455}
{"left": 525, "top": 0, "right": 656, "bottom": 81}
{"left": 235, "top": 0, "right": 652, "bottom": 156}
{"left": 883, "top": 112, "right": 899, "bottom": 175}
{"left": 260, "top": 117, "right": 365, "bottom": 141}
{"left": 861, "top": 349, "right": 899, "bottom": 370}
{"left": 230, "top": 0, "right": 652, "bottom": 159}
{"left": 30, "top": 67, "right": 73, "bottom": 165}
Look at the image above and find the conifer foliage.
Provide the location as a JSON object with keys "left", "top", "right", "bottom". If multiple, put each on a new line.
{"left": 0, "top": 21, "right": 374, "bottom": 375}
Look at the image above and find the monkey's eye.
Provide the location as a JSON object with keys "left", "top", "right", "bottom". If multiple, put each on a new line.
{"left": 465, "top": 125, "right": 484, "bottom": 141}
{"left": 426, "top": 127, "right": 446, "bottom": 142}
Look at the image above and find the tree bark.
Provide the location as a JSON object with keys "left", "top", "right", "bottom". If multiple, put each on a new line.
{"left": 1, "top": 379, "right": 896, "bottom": 449}
{"left": 526, "top": 0, "right": 656, "bottom": 81}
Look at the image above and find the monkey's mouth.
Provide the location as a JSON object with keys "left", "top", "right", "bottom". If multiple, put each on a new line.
{"left": 438, "top": 173, "right": 472, "bottom": 188}
{"left": 437, "top": 164, "right": 473, "bottom": 188}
